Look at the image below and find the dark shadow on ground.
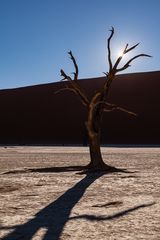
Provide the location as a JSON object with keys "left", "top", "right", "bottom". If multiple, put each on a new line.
{"left": 1, "top": 167, "right": 142, "bottom": 240}
{"left": 1, "top": 172, "right": 105, "bottom": 240}
{"left": 2, "top": 165, "right": 137, "bottom": 175}
{"left": 120, "top": 175, "right": 140, "bottom": 179}
{"left": 92, "top": 201, "right": 123, "bottom": 208}
{"left": 2, "top": 166, "right": 85, "bottom": 174}
{"left": 69, "top": 202, "right": 155, "bottom": 221}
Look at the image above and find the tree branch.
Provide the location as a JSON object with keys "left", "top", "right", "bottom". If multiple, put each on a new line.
{"left": 112, "top": 43, "right": 129, "bottom": 71}
{"left": 107, "top": 27, "right": 114, "bottom": 72}
{"left": 55, "top": 86, "right": 78, "bottom": 95}
{"left": 116, "top": 54, "right": 152, "bottom": 72}
{"left": 68, "top": 51, "right": 79, "bottom": 81}
{"left": 98, "top": 101, "right": 137, "bottom": 116}
{"left": 60, "top": 52, "right": 89, "bottom": 107}
{"left": 60, "top": 69, "right": 72, "bottom": 81}
{"left": 55, "top": 81, "right": 89, "bottom": 107}
{"left": 124, "top": 43, "right": 139, "bottom": 54}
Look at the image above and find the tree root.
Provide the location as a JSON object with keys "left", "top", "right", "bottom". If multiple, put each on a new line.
{"left": 80, "top": 162, "right": 128, "bottom": 174}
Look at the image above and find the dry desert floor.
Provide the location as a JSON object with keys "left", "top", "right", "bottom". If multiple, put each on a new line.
{"left": 0, "top": 146, "right": 159, "bottom": 240}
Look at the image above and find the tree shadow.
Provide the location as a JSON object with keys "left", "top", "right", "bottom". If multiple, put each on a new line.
{"left": 69, "top": 202, "right": 155, "bottom": 221}
{"left": 1, "top": 172, "right": 105, "bottom": 240}
{"left": 92, "top": 200, "right": 123, "bottom": 208}
{"left": 2, "top": 166, "right": 85, "bottom": 175}
{"left": 29, "top": 166, "right": 92, "bottom": 173}
{"left": 1, "top": 167, "right": 142, "bottom": 240}
{"left": 2, "top": 165, "right": 137, "bottom": 175}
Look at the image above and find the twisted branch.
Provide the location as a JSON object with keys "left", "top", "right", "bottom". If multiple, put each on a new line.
{"left": 59, "top": 52, "right": 89, "bottom": 107}
{"left": 107, "top": 27, "right": 114, "bottom": 72}
{"left": 116, "top": 54, "right": 152, "bottom": 72}
{"left": 103, "top": 102, "right": 137, "bottom": 116}
{"left": 124, "top": 43, "right": 139, "bottom": 54}
{"left": 59, "top": 28, "right": 151, "bottom": 119}
{"left": 102, "top": 29, "right": 151, "bottom": 101}
{"left": 68, "top": 51, "right": 79, "bottom": 81}
{"left": 94, "top": 101, "right": 137, "bottom": 116}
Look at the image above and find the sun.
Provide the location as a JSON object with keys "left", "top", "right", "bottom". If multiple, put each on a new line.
{"left": 118, "top": 49, "right": 124, "bottom": 58}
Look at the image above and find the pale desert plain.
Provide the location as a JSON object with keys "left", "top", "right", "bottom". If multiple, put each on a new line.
{"left": 0, "top": 146, "right": 159, "bottom": 240}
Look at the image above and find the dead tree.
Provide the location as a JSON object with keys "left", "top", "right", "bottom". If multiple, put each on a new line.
{"left": 58, "top": 27, "right": 151, "bottom": 171}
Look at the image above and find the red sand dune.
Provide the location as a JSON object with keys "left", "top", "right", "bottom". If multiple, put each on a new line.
{"left": 0, "top": 71, "right": 160, "bottom": 145}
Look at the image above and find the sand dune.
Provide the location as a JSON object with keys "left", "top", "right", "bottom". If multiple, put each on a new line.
{"left": 0, "top": 71, "right": 160, "bottom": 144}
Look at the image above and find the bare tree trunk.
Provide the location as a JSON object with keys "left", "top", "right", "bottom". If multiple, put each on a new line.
{"left": 85, "top": 114, "right": 112, "bottom": 170}
{"left": 88, "top": 130, "right": 104, "bottom": 168}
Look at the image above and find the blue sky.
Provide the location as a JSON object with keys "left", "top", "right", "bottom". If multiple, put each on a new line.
{"left": 0, "top": 0, "right": 160, "bottom": 89}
